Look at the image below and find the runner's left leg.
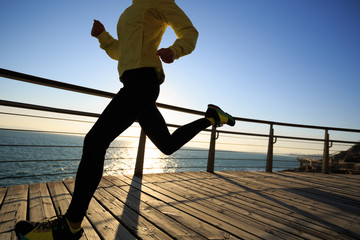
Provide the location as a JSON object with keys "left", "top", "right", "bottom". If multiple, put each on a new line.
{"left": 138, "top": 103, "right": 211, "bottom": 155}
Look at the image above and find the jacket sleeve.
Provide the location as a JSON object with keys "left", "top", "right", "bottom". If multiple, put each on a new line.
{"left": 162, "top": 3, "right": 199, "bottom": 60}
{"left": 97, "top": 31, "right": 120, "bottom": 61}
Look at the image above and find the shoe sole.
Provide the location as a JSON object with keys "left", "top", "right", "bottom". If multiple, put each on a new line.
{"left": 208, "top": 104, "right": 236, "bottom": 126}
{"left": 17, "top": 233, "right": 29, "bottom": 240}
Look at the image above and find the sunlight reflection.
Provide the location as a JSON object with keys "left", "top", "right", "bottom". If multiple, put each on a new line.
{"left": 103, "top": 140, "right": 138, "bottom": 175}
{"left": 143, "top": 147, "right": 178, "bottom": 174}
{"left": 103, "top": 139, "right": 179, "bottom": 175}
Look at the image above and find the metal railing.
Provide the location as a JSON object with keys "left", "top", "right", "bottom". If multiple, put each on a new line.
{"left": 1, "top": 68, "right": 360, "bottom": 181}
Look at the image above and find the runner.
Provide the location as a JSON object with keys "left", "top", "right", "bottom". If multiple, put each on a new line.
{"left": 15, "top": 1, "right": 235, "bottom": 239}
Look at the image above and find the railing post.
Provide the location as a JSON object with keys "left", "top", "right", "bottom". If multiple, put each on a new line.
{"left": 207, "top": 125, "right": 217, "bottom": 173}
{"left": 266, "top": 124, "right": 274, "bottom": 173}
{"left": 322, "top": 129, "right": 330, "bottom": 174}
{"left": 134, "top": 129, "right": 146, "bottom": 177}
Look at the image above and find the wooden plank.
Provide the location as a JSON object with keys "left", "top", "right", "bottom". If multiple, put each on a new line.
{"left": 148, "top": 172, "right": 323, "bottom": 240}
{"left": 263, "top": 172, "right": 360, "bottom": 200}
{"left": 218, "top": 172, "right": 360, "bottom": 220}
{"left": 215, "top": 171, "right": 360, "bottom": 239}
{"left": 215, "top": 172, "right": 355, "bottom": 238}
{"left": 47, "top": 181, "right": 100, "bottom": 240}
{"left": 220, "top": 173, "right": 359, "bottom": 224}
{"left": 0, "top": 171, "right": 359, "bottom": 240}
{"left": 247, "top": 172, "right": 360, "bottom": 212}
{"left": 115, "top": 175, "right": 245, "bottom": 240}
{"left": 277, "top": 172, "right": 360, "bottom": 197}
{"left": 95, "top": 178, "right": 173, "bottom": 240}
{"left": 0, "top": 184, "right": 28, "bottom": 240}
{"left": 0, "top": 188, "right": 8, "bottom": 239}
{"left": 63, "top": 179, "right": 134, "bottom": 240}
{"left": 0, "top": 231, "right": 11, "bottom": 240}
{"left": 284, "top": 171, "right": 360, "bottom": 186}
{"left": 169, "top": 172, "right": 347, "bottom": 239}
{"left": 248, "top": 173, "right": 360, "bottom": 225}
{"left": 0, "top": 187, "right": 7, "bottom": 207}
{"left": 28, "top": 182, "right": 56, "bottom": 222}
{"left": 119, "top": 174, "right": 275, "bottom": 240}
{"left": 102, "top": 175, "right": 208, "bottom": 240}
{"left": 139, "top": 173, "right": 295, "bottom": 240}
{"left": 302, "top": 172, "right": 360, "bottom": 184}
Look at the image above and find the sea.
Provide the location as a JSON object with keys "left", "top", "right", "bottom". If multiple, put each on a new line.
{"left": 0, "top": 129, "right": 299, "bottom": 187}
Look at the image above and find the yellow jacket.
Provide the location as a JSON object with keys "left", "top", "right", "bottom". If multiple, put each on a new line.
{"left": 97, "top": 0, "right": 199, "bottom": 83}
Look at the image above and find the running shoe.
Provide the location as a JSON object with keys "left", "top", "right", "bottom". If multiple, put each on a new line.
{"left": 206, "top": 104, "right": 236, "bottom": 127}
{"left": 15, "top": 215, "right": 83, "bottom": 240}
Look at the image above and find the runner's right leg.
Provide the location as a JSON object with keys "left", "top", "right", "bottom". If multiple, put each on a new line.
{"left": 65, "top": 86, "right": 139, "bottom": 223}
{"left": 66, "top": 68, "right": 161, "bottom": 222}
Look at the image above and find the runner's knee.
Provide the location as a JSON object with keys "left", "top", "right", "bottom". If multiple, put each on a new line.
{"left": 158, "top": 145, "right": 176, "bottom": 156}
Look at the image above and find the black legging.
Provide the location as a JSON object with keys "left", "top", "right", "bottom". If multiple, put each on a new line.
{"left": 65, "top": 68, "right": 210, "bottom": 222}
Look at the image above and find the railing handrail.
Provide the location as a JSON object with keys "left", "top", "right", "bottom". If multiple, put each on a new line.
{"left": 0, "top": 68, "right": 204, "bottom": 116}
{"left": 1, "top": 99, "right": 358, "bottom": 145}
{"left": 2, "top": 68, "right": 360, "bottom": 133}
{"left": 1, "top": 67, "right": 360, "bottom": 176}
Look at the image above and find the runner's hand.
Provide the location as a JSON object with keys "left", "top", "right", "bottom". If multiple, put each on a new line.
{"left": 157, "top": 48, "right": 175, "bottom": 64}
{"left": 91, "top": 20, "right": 105, "bottom": 37}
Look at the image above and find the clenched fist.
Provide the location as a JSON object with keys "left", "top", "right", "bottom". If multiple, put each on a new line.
{"left": 157, "top": 48, "right": 175, "bottom": 64}
{"left": 91, "top": 20, "right": 105, "bottom": 37}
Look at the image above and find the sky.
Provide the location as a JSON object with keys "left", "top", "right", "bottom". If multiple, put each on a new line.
{"left": 1, "top": 0, "right": 360, "bottom": 153}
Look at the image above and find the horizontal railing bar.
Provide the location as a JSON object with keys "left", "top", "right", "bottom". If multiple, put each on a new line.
{"left": 272, "top": 167, "right": 295, "bottom": 169}
{"left": 0, "top": 99, "right": 100, "bottom": 118}
{"left": 0, "top": 158, "right": 204, "bottom": 163}
{"left": 0, "top": 144, "right": 134, "bottom": 148}
{"left": 0, "top": 158, "right": 274, "bottom": 163}
{"left": 0, "top": 100, "right": 213, "bottom": 134}
{"left": 0, "top": 100, "right": 360, "bottom": 144}
{"left": 0, "top": 68, "right": 204, "bottom": 116}
{"left": 0, "top": 68, "right": 115, "bottom": 98}
{"left": 0, "top": 127, "right": 87, "bottom": 136}
{"left": 274, "top": 134, "right": 359, "bottom": 145}
{"left": 0, "top": 128, "right": 141, "bottom": 139}
{"left": 0, "top": 158, "right": 136, "bottom": 163}
{"left": 215, "top": 159, "right": 265, "bottom": 161}
{"left": 0, "top": 111, "right": 96, "bottom": 123}
{"left": 2, "top": 68, "right": 360, "bottom": 132}
{"left": 0, "top": 158, "right": 299, "bottom": 163}
{"left": 214, "top": 166, "right": 266, "bottom": 169}
{"left": 0, "top": 128, "right": 207, "bottom": 140}
{"left": 216, "top": 142, "right": 267, "bottom": 147}
{"left": 0, "top": 159, "right": 80, "bottom": 163}
{"left": 157, "top": 102, "right": 204, "bottom": 116}
{"left": 233, "top": 116, "right": 360, "bottom": 132}
{"left": 144, "top": 166, "right": 205, "bottom": 169}
{"left": 141, "top": 157, "right": 207, "bottom": 160}
{"left": 0, "top": 128, "right": 139, "bottom": 141}
{"left": 0, "top": 144, "right": 82, "bottom": 147}
{"left": 217, "top": 143, "right": 323, "bottom": 151}
{"left": 146, "top": 147, "right": 209, "bottom": 152}
{"left": 217, "top": 129, "right": 359, "bottom": 145}
{"left": 0, "top": 158, "right": 306, "bottom": 163}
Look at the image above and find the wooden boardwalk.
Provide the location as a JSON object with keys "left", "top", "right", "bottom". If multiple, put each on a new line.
{"left": 0, "top": 171, "right": 360, "bottom": 239}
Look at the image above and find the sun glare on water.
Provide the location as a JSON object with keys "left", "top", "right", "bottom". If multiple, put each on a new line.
{"left": 143, "top": 147, "right": 178, "bottom": 174}
{"left": 103, "top": 140, "right": 178, "bottom": 176}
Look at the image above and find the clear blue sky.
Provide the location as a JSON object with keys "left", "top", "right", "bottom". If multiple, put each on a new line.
{"left": 1, "top": 0, "right": 360, "bottom": 134}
